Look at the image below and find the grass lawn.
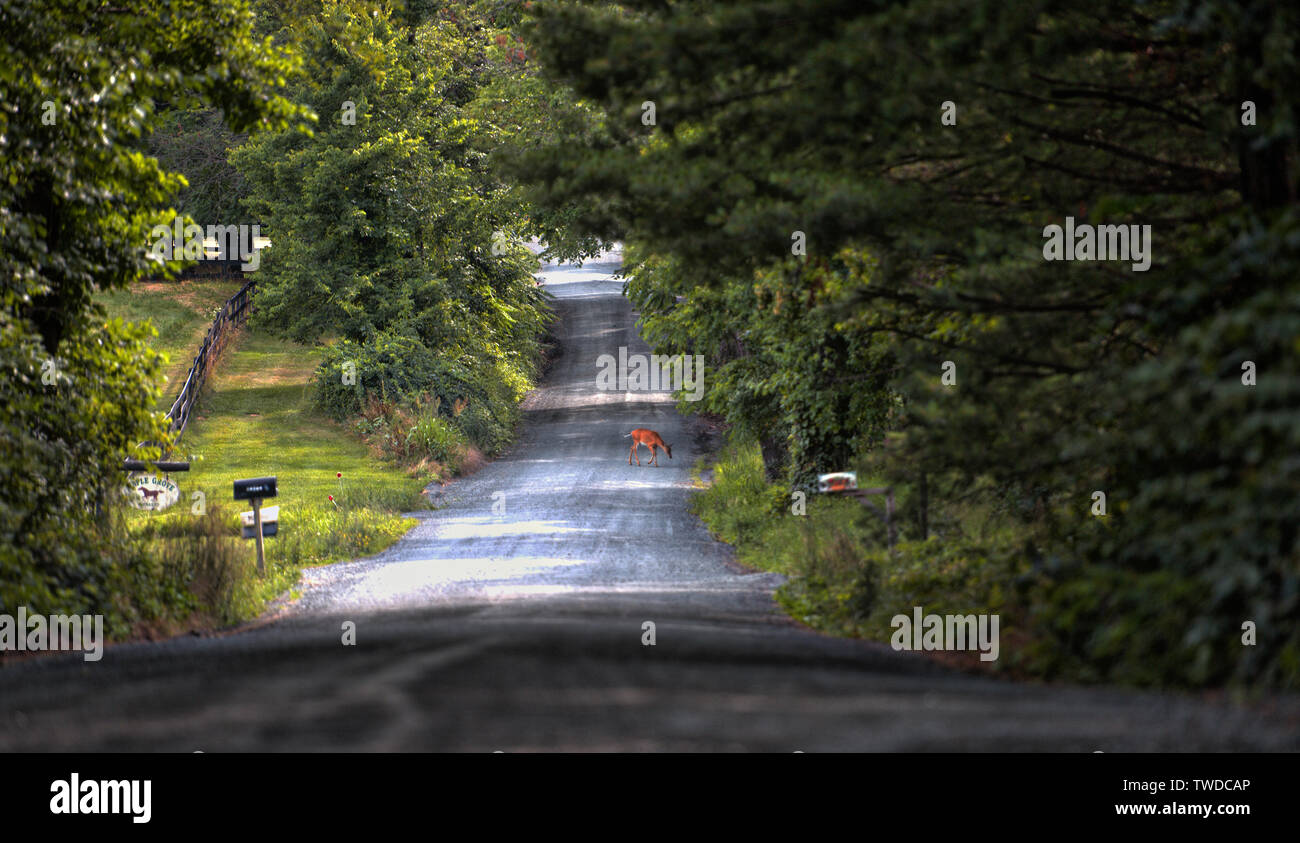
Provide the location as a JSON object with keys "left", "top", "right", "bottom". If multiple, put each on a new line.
{"left": 690, "top": 440, "right": 1029, "bottom": 677}
{"left": 121, "top": 308, "right": 430, "bottom": 626}
{"left": 99, "top": 277, "right": 245, "bottom": 409}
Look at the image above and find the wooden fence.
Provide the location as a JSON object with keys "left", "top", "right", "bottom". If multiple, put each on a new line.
{"left": 163, "top": 279, "right": 256, "bottom": 441}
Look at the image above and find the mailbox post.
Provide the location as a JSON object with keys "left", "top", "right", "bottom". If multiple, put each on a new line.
{"left": 234, "top": 477, "right": 277, "bottom": 574}
{"left": 817, "top": 471, "right": 896, "bottom": 551}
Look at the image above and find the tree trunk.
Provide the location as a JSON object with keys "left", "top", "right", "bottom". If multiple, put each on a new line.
{"left": 759, "top": 433, "right": 788, "bottom": 485}
{"left": 918, "top": 471, "right": 929, "bottom": 540}
{"left": 1235, "top": 20, "right": 1295, "bottom": 213}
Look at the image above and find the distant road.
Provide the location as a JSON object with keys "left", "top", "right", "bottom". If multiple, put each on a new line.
{"left": 1, "top": 252, "right": 1296, "bottom": 751}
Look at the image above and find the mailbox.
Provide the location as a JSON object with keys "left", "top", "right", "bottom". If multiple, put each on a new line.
{"left": 817, "top": 472, "right": 858, "bottom": 493}
{"left": 234, "top": 476, "right": 277, "bottom": 500}
{"left": 241, "top": 505, "right": 279, "bottom": 539}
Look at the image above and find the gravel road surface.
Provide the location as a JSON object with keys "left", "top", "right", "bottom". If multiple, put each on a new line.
{"left": 2, "top": 252, "right": 1296, "bottom": 752}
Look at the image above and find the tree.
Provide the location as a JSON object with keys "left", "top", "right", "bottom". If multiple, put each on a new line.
{"left": 148, "top": 109, "right": 251, "bottom": 229}
{"left": 233, "top": 0, "right": 552, "bottom": 438}
{"left": 0, "top": 0, "right": 304, "bottom": 620}
{"left": 625, "top": 247, "right": 895, "bottom": 488}
{"left": 510, "top": 0, "right": 1300, "bottom": 685}
{"left": 234, "top": 1, "right": 546, "bottom": 351}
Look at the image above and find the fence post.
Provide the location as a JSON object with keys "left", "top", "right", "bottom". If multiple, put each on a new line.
{"left": 156, "top": 278, "right": 256, "bottom": 449}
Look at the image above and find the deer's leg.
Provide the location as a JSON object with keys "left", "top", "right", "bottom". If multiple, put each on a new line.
{"left": 650, "top": 445, "right": 659, "bottom": 466}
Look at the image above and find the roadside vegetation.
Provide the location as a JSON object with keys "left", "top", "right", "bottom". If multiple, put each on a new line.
{"left": 513, "top": 0, "right": 1300, "bottom": 690}
{"left": 2, "top": 0, "right": 304, "bottom": 641}
{"left": 100, "top": 274, "right": 532, "bottom": 637}
{"left": 693, "top": 442, "right": 1042, "bottom": 681}
{"left": 694, "top": 436, "right": 1243, "bottom": 688}
{"left": 2, "top": 0, "right": 584, "bottom": 642}
{"left": 136, "top": 327, "right": 428, "bottom": 629}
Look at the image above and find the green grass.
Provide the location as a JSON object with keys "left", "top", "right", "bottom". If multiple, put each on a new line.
{"left": 128, "top": 325, "right": 430, "bottom": 625}
{"left": 98, "top": 277, "right": 245, "bottom": 408}
{"left": 99, "top": 279, "right": 539, "bottom": 636}
{"left": 690, "top": 440, "right": 1031, "bottom": 674}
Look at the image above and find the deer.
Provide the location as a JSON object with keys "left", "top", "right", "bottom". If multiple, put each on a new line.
{"left": 625, "top": 428, "right": 672, "bottom": 467}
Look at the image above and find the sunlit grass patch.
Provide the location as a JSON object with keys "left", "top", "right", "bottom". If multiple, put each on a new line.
{"left": 127, "top": 326, "right": 429, "bottom": 628}
{"left": 97, "top": 277, "right": 245, "bottom": 408}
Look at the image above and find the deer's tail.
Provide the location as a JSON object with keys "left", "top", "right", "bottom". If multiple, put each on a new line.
{"left": 623, "top": 432, "right": 633, "bottom": 438}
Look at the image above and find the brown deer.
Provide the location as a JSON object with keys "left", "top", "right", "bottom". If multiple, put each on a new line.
{"left": 625, "top": 428, "right": 672, "bottom": 467}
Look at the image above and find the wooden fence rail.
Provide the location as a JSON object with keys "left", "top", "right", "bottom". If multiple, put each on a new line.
{"left": 163, "top": 278, "right": 256, "bottom": 442}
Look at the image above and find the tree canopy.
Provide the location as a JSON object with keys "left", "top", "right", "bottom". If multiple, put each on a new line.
{"left": 508, "top": 0, "right": 1300, "bottom": 686}
{"left": 0, "top": 0, "right": 305, "bottom": 616}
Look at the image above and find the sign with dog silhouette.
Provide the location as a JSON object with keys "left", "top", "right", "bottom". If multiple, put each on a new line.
{"left": 124, "top": 474, "right": 180, "bottom": 511}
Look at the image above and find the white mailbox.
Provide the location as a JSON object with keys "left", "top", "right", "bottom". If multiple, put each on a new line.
{"left": 241, "top": 505, "right": 279, "bottom": 539}
{"left": 817, "top": 472, "right": 858, "bottom": 493}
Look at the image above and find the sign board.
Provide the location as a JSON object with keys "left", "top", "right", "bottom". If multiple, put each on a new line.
{"left": 817, "top": 471, "right": 858, "bottom": 493}
{"left": 234, "top": 476, "right": 277, "bottom": 501}
{"left": 241, "top": 505, "right": 279, "bottom": 539}
{"left": 123, "top": 459, "right": 189, "bottom": 472}
{"left": 124, "top": 474, "right": 180, "bottom": 511}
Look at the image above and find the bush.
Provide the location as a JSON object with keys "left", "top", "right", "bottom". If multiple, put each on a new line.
{"left": 455, "top": 399, "right": 510, "bottom": 455}
{"left": 406, "top": 413, "right": 468, "bottom": 471}
{"left": 316, "top": 329, "right": 532, "bottom": 460}
{"left": 315, "top": 331, "right": 476, "bottom": 421}
{"left": 694, "top": 437, "right": 1031, "bottom": 668}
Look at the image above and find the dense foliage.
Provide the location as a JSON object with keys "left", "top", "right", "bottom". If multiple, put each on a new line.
{"left": 510, "top": 0, "right": 1300, "bottom": 687}
{"left": 0, "top": 0, "right": 303, "bottom": 622}
{"left": 1, "top": 0, "right": 558, "bottom": 626}
{"left": 148, "top": 109, "right": 251, "bottom": 230}
{"left": 233, "top": 0, "right": 552, "bottom": 452}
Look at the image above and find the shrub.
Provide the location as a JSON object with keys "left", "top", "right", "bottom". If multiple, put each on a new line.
{"left": 149, "top": 503, "right": 253, "bottom": 627}
{"left": 315, "top": 331, "right": 476, "bottom": 421}
{"left": 316, "top": 329, "right": 532, "bottom": 460}
{"left": 455, "top": 399, "right": 512, "bottom": 455}
{"left": 407, "top": 413, "right": 468, "bottom": 471}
